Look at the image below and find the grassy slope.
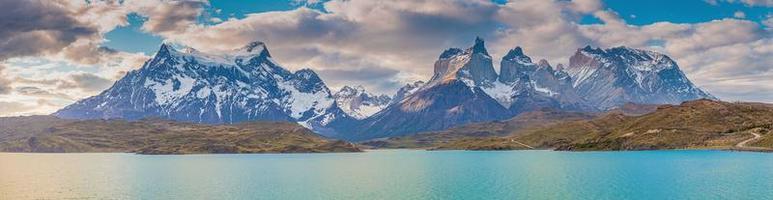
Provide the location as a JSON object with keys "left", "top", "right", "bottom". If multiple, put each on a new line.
{"left": 557, "top": 100, "right": 773, "bottom": 151}
{"left": 362, "top": 110, "right": 597, "bottom": 149}
{"left": 373, "top": 100, "right": 773, "bottom": 151}
{"left": 0, "top": 117, "right": 360, "bottom": 154}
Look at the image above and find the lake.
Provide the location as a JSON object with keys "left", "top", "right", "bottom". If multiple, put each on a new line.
{"left": 1, "top": 150, "right": 771, "bottom": 199}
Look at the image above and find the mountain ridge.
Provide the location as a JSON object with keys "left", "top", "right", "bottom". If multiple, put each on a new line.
{"left": 53, "top": 38, "right": 715, "bottom": 141}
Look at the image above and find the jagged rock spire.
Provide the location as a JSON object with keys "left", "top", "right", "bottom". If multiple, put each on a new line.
{"left": 469, "top": 36, "right": 489, "bottom": 55}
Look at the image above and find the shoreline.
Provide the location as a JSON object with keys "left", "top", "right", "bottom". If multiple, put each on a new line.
{"left": 3, "top": 147, "right": 771, "bottom": 155}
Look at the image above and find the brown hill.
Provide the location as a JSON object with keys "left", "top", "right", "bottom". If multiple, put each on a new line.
{"left": 376, "top": 99, "right": 773, "bottom": 152}
{"left": 0, "top": 116, "right": 360, "bottom": 154}
{"left": 361, "top": 109, "right": 597, "bottom": 149}
{"left": 555, "top": 99, "right": 773, "bottom": 151}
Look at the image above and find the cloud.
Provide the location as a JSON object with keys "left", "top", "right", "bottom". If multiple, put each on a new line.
{"left": 158, "top": 1, "right": 511, "bottom": 94}
{"left": 127, "top": 0, "right": 773, "bottom": 102}
{"left": 734, "top": 11, "right": 746, "bottom": 18}
{"left": 0, "top": 65, "right": 12, "bottom": 94}
{"left": 0, "top": 0, "right": 98, "bottom": 61}
{"left": 64, "top": 73, "right": 114, "bottom": 93}
{"left": 132, "top": 0, "right": 208, "bottom": 36}
{"left": 15, "top": 86, "right": 74, "bottom": 100}
{"left": 705, "top": 0, "right": 773, "bottom": 7}
{"left": 317, "top": 66, "right": 402, "bottom": 92}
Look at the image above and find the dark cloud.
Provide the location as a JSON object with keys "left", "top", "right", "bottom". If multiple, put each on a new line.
{"left": 317, "top": 67, "right": 402, "bottom": 93}
{"left": 67, "top": 73, "right": 114, "bottom": 93}
{"left": 15, "top": 86, "right": 74, "bottom": 100}
{"left": 14, "top": 72, "right": 113, "bottom": 94}
{"left": 139, "top": 0, "right": 208, "bottom": 36}
{"left": 0, "top": 0, "right": 98, "bottom": 60}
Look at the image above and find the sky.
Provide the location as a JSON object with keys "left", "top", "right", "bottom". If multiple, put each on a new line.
{"left": 0, "top": 0, "right": 771, "bottom": 116}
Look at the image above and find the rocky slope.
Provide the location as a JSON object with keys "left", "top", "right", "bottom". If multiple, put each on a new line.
{"left": 0, "top": 116, "right": 360, "bottom": 154}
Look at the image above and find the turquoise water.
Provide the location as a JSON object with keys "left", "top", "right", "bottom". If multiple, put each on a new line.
{"left": 1, "top": 150, "right": 771, "bottom": 199}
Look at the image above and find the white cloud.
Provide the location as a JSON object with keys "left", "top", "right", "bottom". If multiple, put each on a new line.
{"left": 706, "top": 0, "right": 773, "bottom": 7}
{"left": 734, "top": 11, "right": 746, "bottom": 18}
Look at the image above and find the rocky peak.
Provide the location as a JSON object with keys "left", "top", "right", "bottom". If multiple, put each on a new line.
{"left": 502, "top": 46, "right": 531, "bottom": 63}
{"left": 235, "top": 41, "right": 271, "bottom": 59}
{"left": 537, "top": 59, "right": 552, "bottom": 69}
{"left": 468, "top": 37, "right": 489, "bottom": 55}
{"left": 567, "top": 45, "right": 715, "bottom": 110}
{"left": 439, "top": 48, "right": 464, "bottom": 59}
{"left": 499, "top": 46, "right": 536, "bottom": 84}
{"left": 429, "top": 37, "right": 497, "bottom": 87}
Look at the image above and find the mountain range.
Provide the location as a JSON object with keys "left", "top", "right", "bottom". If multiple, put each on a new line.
{"left": 54, "top": 38, "right": 715, "bottom": 141}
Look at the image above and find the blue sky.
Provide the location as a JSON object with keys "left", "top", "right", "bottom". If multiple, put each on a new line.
{"left": 585, "top": 0, "right": 771, "bottom": 25}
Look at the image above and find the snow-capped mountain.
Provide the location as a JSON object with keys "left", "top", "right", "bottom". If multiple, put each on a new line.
{"left": 54, "top": 42, "right": 351, "bottom": 136}
{"left": 565, "top": 46, "right": 715, "bottom": 110}
{"left": 347, "top": 38, "right": 509, "bottom": 140}
{"left": 333, "top": 85, "right": 391, "bottom": 119}
{"left": 53, "top": 37, "right": 715, "bottom": 142}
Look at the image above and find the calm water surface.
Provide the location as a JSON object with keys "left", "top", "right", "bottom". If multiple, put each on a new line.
{"left": 1, "top": 150, "right": 771, "bottom": 200}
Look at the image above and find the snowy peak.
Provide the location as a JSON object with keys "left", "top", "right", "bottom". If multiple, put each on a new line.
{"left": 239, "top": 41, "right": 267, "bottom": 54}
{"left": 573, "top": 46, "right": 676, "bottom": 73}
{"left": 151, "top": 41, "right": 276, "bottom": 68}
{"left": 567, "top": 45, "right": 714, "bottom": 109}
{"left": 55, "top": 41, "right": 349, "bottom": 137}
{"left": 333, "top": 85, "right": 391, "bottom": 119}
{"left": 498, "top": 46, "right": 536, "bottom": 84}
{"left": 233, "top": 41, "right": 271, "bottom": 60}
{"left": 502, "top": 46, "right": 531, "bottom": 64}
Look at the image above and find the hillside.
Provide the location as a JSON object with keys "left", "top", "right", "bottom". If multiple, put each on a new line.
{"left": 556, "top": 100, "right": 773, "bottom": 151}
{"left": 426, "top": 99, "right": 773, "bottom": 151}
{"left": 0, "top": 116, "right": 360, "bottom": 154}
{"left": 361, "top": 109, "right": 597, "bottom": 149}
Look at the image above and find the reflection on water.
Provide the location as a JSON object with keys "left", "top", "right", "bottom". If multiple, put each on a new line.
{"left": 1, "top": 150, "right": 772, "bottom": 199}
